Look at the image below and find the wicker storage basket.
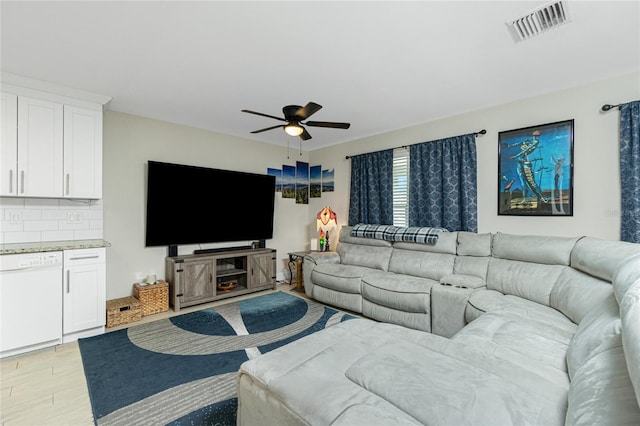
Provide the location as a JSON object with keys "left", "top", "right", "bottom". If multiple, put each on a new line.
{"left": 106, "top": 296, "right": 142, "bottom": 328}
{"left": 133, "top": 281, "right": 169, "bottom": 316}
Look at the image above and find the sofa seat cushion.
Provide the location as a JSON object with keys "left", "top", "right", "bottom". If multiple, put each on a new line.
{"left": 620, "top": 278, "right": 640, "bottom": 408}
{"left": 454, "top": 311, "right": 575, "bottom": 372}
{"left": 361, "top": 270, "right": 437, "bottom": 313}
{"left": 239, "top": 319, "right": 570, "bottom": 426}
{"left": 345, "top": 340, "right": 567, "bottom": 426}
{"left": 428, "top": 327, "right": 570, "bottom": 393}
{"left": 566, "top": 334, "right": 640, "bottom": 425}
{"left": 237, "top": 319, "right": 433, "bottom": 426}
{"left": 311, "top": 263, "right": 373, "bottom": 294}
{"left": 466, "top": 289, "right": 577, "bottom": 334}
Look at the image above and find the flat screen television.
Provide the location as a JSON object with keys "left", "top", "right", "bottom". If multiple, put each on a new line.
{"left": 145, "top": 161, "right": 276, "bottom": 252}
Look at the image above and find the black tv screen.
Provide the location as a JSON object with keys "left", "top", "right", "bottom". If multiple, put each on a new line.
{"left": 145, "top": 161, "right": 276, "bottom": 247}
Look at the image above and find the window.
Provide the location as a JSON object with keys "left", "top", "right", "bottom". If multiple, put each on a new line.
{"left": 392, "top": 148, "right": 409, "bottom": 227}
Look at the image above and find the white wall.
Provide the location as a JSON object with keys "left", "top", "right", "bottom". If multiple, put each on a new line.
{"left": 103, "top": 112, "right": 311, "bottom": 299}
{"left": 103, "top": 72, "right": 639, "bottom": 299}
{"left": 307, "top": 72, "right": 640, "bottom": 242}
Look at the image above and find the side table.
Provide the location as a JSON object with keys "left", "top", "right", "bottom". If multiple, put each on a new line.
{"left": 287, "top": 251, "right": 312, "bottom": 290}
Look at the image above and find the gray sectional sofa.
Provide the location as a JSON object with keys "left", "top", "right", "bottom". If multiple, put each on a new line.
{"left": 237, "top": 226, "right": 640, "bottom": 425}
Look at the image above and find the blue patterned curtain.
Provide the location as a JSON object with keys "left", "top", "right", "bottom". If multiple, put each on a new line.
{"left": 348, "top": 149, "right": 394, "bottom": 226}
{"left": 620, "top": 100, "right": 640, "bottom": 243}
{"left": 408, "top": 134, "right": 478, "bottom": 232}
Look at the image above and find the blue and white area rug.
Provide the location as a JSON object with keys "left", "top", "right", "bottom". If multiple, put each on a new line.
{"left": 79, "top": 291, "right": 353, "bottom": 425}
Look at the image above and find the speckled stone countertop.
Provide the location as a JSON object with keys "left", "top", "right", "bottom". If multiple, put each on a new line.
{"left": 0, "top": 239, "right": 111, "bottom": 255}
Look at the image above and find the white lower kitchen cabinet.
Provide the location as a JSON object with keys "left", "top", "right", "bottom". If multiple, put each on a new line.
{"left": 63, "top": 247, "right": 106, "bottom": 342}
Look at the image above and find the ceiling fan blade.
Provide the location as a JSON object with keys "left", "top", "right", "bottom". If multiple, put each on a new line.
{"left": 295, "top": 102, "right": 322, "bottom": 120}
{"left": 250, "top": 124, "right": 284, "bottom": 134}
{"left": 305, "top": 121, "right": 351, "bottom": 129}
{"left": 241, "top": 109, "right": 287, "bottom": 122}
{"left": 300, "top": 128, "right": 312, "bottom": 140}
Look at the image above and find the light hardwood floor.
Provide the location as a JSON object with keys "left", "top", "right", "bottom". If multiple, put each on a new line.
{"left": 1, "top": 282, "right": 302, "bottom": 426}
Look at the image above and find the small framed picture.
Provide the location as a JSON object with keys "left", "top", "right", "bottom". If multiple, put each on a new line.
{"left": 498, "top": 119, "right": 574, "bottom": 216}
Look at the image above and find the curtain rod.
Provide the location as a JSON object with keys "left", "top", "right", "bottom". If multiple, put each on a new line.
{"left": 601, "top": 103, "right": 622, "bottom": 111}
{"left": 345, "top": 129, "right": 486, "bottom": 160}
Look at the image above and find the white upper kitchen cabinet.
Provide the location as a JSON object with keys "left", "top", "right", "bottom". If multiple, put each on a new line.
{"left": 1, "top": 93, "right": 64, "bottom": 197}
{"left": 17, "top": 96, "right": 64, "bottom": 197}
{"left": 0, "top": 73, "right": 111, "bottom": 199}
{"left": 0, "top": 93, "right": 18, "bottom": 196}
{"left": 64, "top": 105, "right": 103, "bottom": 199}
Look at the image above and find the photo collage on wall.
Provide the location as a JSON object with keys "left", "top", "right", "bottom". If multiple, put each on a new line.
{"left": 268, "top": 161, "right": 335, "bottom": 204}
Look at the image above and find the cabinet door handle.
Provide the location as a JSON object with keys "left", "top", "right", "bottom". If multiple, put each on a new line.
{"left": 8, "top": 170, "right": 13, "bottom": 193}
{"left": 209, "top": 273, "right": 212, "bottom": 283}
{"left": 66, "top": 174, "right": 70, "bottom": 195}
{"left": 20, "top": 170, "right": 24, "bottom": 194}
{"left": 66, "top": 270, "right": 70, "bottom": 293}
{"left": 69, "top": 255, "right": 100, "bottom": 260}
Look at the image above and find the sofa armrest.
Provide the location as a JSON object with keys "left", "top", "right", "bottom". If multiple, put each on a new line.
{"left": 303, "top": 252, "right": 341, "bottom": 297}
{"left": 431, "top": 284, "right": 476, "bottom": 338}
{"left": 432, "top": 275, "right": 487, "bottom": 337}
{"left": 304, "top": 251, "right": 341, "bottom": 265}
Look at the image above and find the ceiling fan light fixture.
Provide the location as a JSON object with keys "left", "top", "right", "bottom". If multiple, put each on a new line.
{"left": 242, "top": 102, "right": 350, "bottom": 141}
{"left": 284, "top": 123, "right": 304, "bottom": 136}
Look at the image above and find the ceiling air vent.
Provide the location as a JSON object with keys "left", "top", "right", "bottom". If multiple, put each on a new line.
{"left": 508, "top": 1, "right": 570, "bottom": 42}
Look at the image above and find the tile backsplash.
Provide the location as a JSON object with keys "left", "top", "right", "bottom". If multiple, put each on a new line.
{"left": 0, "top": 197, "right": 104, "bottom": 244}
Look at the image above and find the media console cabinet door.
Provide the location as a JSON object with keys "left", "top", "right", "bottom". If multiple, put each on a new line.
{"left": 249, "top": 251, "right": 276, "bottom": 289}
{"left": 181, "top": 259, "right": 215, "bottom": 304}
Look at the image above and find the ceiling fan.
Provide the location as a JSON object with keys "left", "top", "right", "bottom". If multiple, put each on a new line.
{"left": 241, "top": 102, "right": 350, "bottom": 141}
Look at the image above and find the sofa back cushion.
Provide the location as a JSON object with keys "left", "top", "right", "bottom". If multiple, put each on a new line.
{"left": 389, "top": 249, "right": 455, "bottom": 280}
{"left": 457, "top": 232, "right": 492, "bottom": 256}
{"left": 613, "top": 253, "right": 640, "bottom": 304}
{"left": 338, "top": 243, "right": 393, "bottom": 271}
{"left": 486, "top": 258, "right": 564, "bottom": 306}
{"left": 570, "top": 237, "right": 639, "bottom": 282}
{"left": 487, "top": 233, "right": 584, "bottom": 307}
{"left": 453, "top": 256, "right": 490, "bottom": 280}
{"left": 492, "top": 232, "right": 579, "bottom": 266}
{"left": 566, "top": 293, "right": 621, "bottom": 380}
{"left": 550, "top": 267, "right": 613, "bottom": 324}
{"left": 566, "top": 334, "right": 640, "bottom": 425}
{"left": 337, "top": 226, "right": 393, "bottom": 271}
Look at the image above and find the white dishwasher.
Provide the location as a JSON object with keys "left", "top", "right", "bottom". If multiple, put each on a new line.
{"left": 0, "top": 251, "right": 63, "bottom": 358}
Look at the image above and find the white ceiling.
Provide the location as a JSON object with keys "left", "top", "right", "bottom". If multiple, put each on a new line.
{"left": 1, "top": 1, "right": 639, "bottom": 150}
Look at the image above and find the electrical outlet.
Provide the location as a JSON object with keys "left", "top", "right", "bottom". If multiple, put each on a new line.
{"left": 10, "top": 212, "right": 23, "bottom": 224}
{"left": 66, "top": 212, "right": 82, "bottom": 224}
